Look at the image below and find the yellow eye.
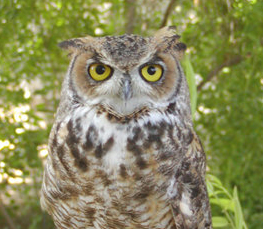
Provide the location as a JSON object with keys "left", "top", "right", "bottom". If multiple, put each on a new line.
{"left": 88, "top": 63, "right": 113, "bottom": 81}
{"left": 140, "top": 64, "right": 163, "bottom": 82}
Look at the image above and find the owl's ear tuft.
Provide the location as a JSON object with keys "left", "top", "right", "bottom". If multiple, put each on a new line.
{"left": 173, "top": 42, "right": 187, "bottom": 52}
{"left": 154, "top": 26, "right": 177, "bottom": 39}
{"left": 154, "top": 26, "right": 186, "bottom": 59}
{"left": 58, "top": 38, "right": 85, "bottom": 50}
{"left": 58, "top": 36, "right": 95, "bottom": 55}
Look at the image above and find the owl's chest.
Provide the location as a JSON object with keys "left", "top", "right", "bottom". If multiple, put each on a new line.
{"left": 53, "top": 110, "right": 176, "bottom": 178}
{"left": 48, "top": 110, "right": 182, "bottom": 228}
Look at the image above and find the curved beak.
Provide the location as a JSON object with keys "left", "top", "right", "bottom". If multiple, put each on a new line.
{"left": 122, "top": 73, "right": 132, "bottom": 100}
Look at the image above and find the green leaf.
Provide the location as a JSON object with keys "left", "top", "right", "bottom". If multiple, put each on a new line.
{"left": 233, "top": 187, "right": 248, "bottom": 229}
{"left": 212, "top": 216, "right": 229, "bottom": 228}
{"left": 181, "top": 55, "right": 197, "bottom": 117}
{"left": 207, "top": 174, "right": 223, "bottom": 186}
{"left": 210, "top": 198, "right": 235, "bottom": 211}
{"left": 206, "top": 178, "right": 214, "bottom": 196}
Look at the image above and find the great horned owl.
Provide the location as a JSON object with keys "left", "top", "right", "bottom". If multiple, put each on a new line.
{"left": 41, "top": 26, "right": 212, "bottom": 229}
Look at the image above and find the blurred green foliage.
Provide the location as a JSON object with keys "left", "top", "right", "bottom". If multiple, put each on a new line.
{"left": 0, "top": 0, "right": 262, "bottom": 228}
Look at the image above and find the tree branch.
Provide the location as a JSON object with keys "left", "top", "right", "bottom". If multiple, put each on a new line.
{"left": 197, "top": 55, "right": 243, "bottom": 91}
{"left": 0, "top": 196, "right": 16, "bottom": 229}
{"left": 124, "top": 0, "right": 136, "bottom": 34}
{"left": 160, "top": 0, "right": 177, "bottom": 28}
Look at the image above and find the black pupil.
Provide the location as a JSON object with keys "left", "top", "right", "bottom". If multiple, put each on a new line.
{"left": 96, "top": 65, "right": 105, "bottom": 75}
{"left": 147, "top": 66, "right": 156, "bottom": 75}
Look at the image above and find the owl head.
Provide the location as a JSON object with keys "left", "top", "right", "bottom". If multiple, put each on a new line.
{"left": 58, "top": 26, "right": 190, "bottom": 117}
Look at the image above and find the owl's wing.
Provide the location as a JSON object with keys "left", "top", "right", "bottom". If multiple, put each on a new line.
{"left": 169, "top": 133, "right": 212, "bottom": 229}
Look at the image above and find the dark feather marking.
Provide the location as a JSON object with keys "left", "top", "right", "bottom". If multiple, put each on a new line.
{"left": 63, "top": 185, "right": 81, "bottom": 197}
{"left": 94, "top": 136, "right": 114, "bottom": 159}
{"left": 56, "top": 144, "right": 75, "bottom": 180}
{"left": 167, "top": 124, "right": 176, "bottom": 143}
{"left": 158, "top": 150, "right": 174, "bottom": 161}
{"left": 142, "top": 139, "right": 151, "bottom": 149}
{"left": 133, "top": 185, "right": 153, "bottom": 200}
{"left": 144, "top": 121, "right": 165, "bottom": 136}
{"left": 183, "top": 128, "right": 194, "bottom": 145}
{"left": 147, "top": 133, "right": 162, "bottom": 145}
{"left": 126, "top": 138, "right": 148, "bottom": 169}
{"left": 66, "top": 120, "right": 79, "bottom": 155}
{"left": 66, "top": 119, "right": 89, "bottom": 171}
{"left": 165, "top": 124, "right": 182, "bottom": 161}
{"left": 191, "top": 185, "right": 201, "bottom": 199}
{"left": 82, "top": 182, "right": 94, "bottom": 195}
{"left": 51, "top": 160, "right": 58, "bottom": 171}
{"left": 205, "top": 222, "right": 212, "bottom": 227}
{"left": 50, "top": 136, "right": 57, "bottom": 155}
{"left": 143, "top": 121, "right": 166, "bottom": 149}
{"left": 134, "top": 172, "right": 143, "bottom": 181}
{"left": 49, "top": 190, "right": 68, "bottom": 200}
{"left": 95, "top": 170, "right": 112, "bottom": 186}
{"left": 174, "top": 42, "right": 187, "bottom": 52}
{"left": 75, "top": 117, "right": 82, "bottom": 132}
{"left": 59, "top": 214, "right": 72, "bottom": 228}
{"left": 182, "top": 161, "right": 191, "bottom": 170}
{"left": 103, "top": 136, "right": 114, "bottom": 151}
{"left": 119, "top": 164, "right": 128, "bottom": 178}
{"left": 83, "top": 136, "right": 93, "bottom": 151}
{"left": 175, "top": 169, "right": 182, "bottom": 180}
{"left": 91, "top": 50, "right": 106, "bottom": 62}
{"left": 105, "top": 217, "right": 127, "bottom": 228}
{"left": 135, "top": 157, "right": 147, "bottom": 169}
{"left": 126, "top": 138, "right": 141, "bottom": 154}
{"left": 158, "top": 209, "right": 172, "bottom": 227}
{"left": 173, "top": 123, "right": 182, "bottom": 140}
{"left": 94, "top": 196, "right": 105, "bottom": 204}
{"left": 84, "top": 207, "right": 96, "bottom": 220}
{"left": 158, "top": 164, "right": 174, "bottom": 177}
{"left": 172, "top": 205, "right": 180, "bottom": 215}
{"left": 107, "top": 113, "right": 113, "bottom": 121}
{"left": 50, "top": 121, "right": 62, "bottom": 153}
{"left": 182, "top": 174, "right": 193, "bottom": 183}
{"left": 76, "top": 158, "right": 89, "bottom": 171}
{"left": 167, "top": 102, "right": 176, "bottom": 114}
{"left": 83, "top": 125, "right": 97, "bottom": 151}
{"left": 131, "top": 126, "right": 144, "bottom": 142}
{"left": 94, "top": 144, "right": 103, "bottom": 158}
{"left": 195, "top": 197, "right": 202, "bottom": 209}
{"left": 123, "top": 210, "right": 140, "bottom": 220}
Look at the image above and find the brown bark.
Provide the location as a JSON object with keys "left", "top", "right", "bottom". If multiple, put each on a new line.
{"left": 197, "top": 56, "right": 243, "bottom": 91}
{"left": 160, "top": 0, "right": 177, "bottom": 28}
{"left": 125, "top": 0, "right": 137, "bottom": 34}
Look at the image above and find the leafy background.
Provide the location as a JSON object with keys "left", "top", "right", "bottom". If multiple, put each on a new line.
{"left": 0, "top": 0, "right": 262, "bottom": 228}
